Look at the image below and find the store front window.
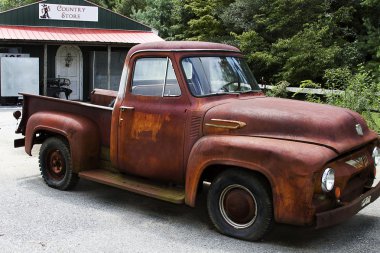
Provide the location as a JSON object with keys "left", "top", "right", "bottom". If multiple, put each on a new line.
{"left": 90, "top": 50, "right": 127, "bottom": 91}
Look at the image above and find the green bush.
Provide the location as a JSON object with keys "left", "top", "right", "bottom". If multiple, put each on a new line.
{"left": 293, "top": 80, "right": 322, "bottom": 103}
{"left": 266, "top": 80, "right": 290, "bottom": 98}
{"left": 324, "top": 67, "right": 380, "bottom": 132}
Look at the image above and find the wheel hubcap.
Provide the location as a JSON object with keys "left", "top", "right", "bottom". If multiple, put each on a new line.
{"left": 219, "top": 184, "right": 257, "bottom": 229}
{"left": 47, "top": 149, "right": 65, "bottom": 180}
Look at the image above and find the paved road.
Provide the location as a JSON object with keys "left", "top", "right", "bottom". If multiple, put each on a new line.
{"left": 0, "top": 106, "right": 379, "bottom": 253}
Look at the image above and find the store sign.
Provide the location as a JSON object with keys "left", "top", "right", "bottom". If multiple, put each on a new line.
{"left": 39, "top": 3, "right": 98, "bottom": 22}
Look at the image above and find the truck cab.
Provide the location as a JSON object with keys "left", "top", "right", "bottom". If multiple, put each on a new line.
{"left": 111, "top": 41, "right": 263, "bottom": 184}
{"left": 14, "top": 41, "right": 380, "bottom": 241}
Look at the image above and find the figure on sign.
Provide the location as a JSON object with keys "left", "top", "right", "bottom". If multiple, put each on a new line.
{"left": 40, "top": 4, "right": 50, "bottom": 19}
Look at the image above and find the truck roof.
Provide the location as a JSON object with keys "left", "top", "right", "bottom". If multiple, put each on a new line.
{"left": 128, "top": 41, "right": 240, "bottom": 57}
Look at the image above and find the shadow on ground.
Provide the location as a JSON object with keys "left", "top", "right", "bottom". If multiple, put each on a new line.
{"left": 18, "top": 174, "right": 380, "bottom": 250}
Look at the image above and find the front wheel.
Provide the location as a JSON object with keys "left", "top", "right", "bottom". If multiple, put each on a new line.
{"left": 207, "top": 170, "right": 273, "bottom": 241}
{"left": 39, "top": 137, "right": 78, "bottom": 190}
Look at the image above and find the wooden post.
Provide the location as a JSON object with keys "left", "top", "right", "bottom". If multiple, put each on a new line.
{"left": 107, "top": 45, "right": 111, "bottom": 90}
{"left": 92, "top": 51, "right": 96, "bottom": 90}
{"left": 43, "top": 44, "right": 48, "bottom": 96}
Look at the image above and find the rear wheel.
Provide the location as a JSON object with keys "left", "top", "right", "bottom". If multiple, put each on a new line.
{"left": 207, "top": 170, "right": 273, "bottom": 241}
{"left": 39, "top": 137, "right": 78, "bottom": 190}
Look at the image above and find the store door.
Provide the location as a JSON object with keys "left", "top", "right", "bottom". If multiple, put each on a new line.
{"left": 56, "top": 45, "right": 83, "bottom": 100}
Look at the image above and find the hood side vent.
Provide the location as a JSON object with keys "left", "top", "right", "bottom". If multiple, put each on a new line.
{"left": 190, "top": 115, "right": 202, "bottom": 140}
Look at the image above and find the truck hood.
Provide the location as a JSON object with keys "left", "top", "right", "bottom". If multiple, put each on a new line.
{"left": 203, "top": 97, "right": 377, "bottom": 154}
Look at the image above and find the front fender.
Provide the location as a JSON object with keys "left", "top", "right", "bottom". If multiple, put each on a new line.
{"left": 25, "top": 111, "right": 100, "bottom": 172}
{"left": 185, "top": 135, "right": 337, "bottom": 225}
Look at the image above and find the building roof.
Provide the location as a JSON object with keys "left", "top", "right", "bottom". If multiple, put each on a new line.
{"left": 0, "top": 25, "right": 163, "bottom": 45}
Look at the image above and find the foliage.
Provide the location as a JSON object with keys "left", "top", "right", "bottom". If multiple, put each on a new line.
{"left": 180, "top": 0, "right": 231, "bottom": 42}
{"left": 266, "top": 81, "right": 290, "bottom": 98}
{"left": 113, "top": 0, "right": 147, "bottom": 16}
{"left": 360, "top": 0, "right": 380, "bottom": 82}
{"left": 219, "top": 0, "right": 259, "bottom": 33}
{"left": 323, "top": 67, "right": 352, "bottom": 90}
{"left": 271, "top": 22, "right": 342, "bottom": 84}
{"left": 0, "top": 0, "right": 36, "bottom": 11}
{"left": 324, "top": 67, "right": 380, "bottom": 131}
{"left": 293, "top": 80, "right": 322, "bottom": 103}
{"left": 231, "top": 1, "right": 367, "bottom": 86}
{"left": 232, "top": 31, "right": 278, "bottom": 82}
{"left": 131, "top": 0, "right": 177, "bottom": 39}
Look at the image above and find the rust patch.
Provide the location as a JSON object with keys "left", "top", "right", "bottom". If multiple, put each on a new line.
{"left": 131, "top": 113, "right": 170, "bottom": 141}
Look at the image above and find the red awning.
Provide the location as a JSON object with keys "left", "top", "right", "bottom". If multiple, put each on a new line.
{"left": 0, "top": 25, "right": 163, "bottom": 44}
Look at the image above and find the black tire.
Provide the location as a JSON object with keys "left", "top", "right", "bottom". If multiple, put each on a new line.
{"left": 39, "top": 137, "right": 79, "bottom": 190}
{"left": 207, "top": 170, "right": 273, "bottom": 241}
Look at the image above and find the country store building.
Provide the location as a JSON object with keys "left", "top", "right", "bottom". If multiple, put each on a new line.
{"left": 0, "top": 0, "right": 163, "bottom": 102}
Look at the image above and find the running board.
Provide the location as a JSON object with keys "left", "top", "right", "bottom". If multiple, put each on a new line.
{"left": 79, "top": 169, "right": 185, "bottom": 204}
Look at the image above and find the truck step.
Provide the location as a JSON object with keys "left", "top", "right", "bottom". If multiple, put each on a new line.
{"left": 78, "top": 169, "right": 185, "bottom": 204}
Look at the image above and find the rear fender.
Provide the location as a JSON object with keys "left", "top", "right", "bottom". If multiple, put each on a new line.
{"left": 185, "top": 135, "right": 337, "bottom": 225}
{"left": 25, "top": 111, "right": 100, "bottom": 172}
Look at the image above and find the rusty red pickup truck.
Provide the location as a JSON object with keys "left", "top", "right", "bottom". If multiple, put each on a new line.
{"left": 14, "top": 41, "right": 380, "bottom": 241}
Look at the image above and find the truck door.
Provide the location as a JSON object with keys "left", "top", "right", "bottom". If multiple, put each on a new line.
{"left": 117, "top": 55, "right": 188, "bottom": 184}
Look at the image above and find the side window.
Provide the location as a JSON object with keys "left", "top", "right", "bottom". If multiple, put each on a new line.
{"left": 132, "top": 57, "right": 181, "bottom": 97}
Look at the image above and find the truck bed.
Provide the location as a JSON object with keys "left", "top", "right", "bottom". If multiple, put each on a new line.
{"left": 17, "top": 90, "right": 117, "bottom": 148}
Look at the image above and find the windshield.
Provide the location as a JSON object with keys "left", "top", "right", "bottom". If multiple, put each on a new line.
{"left": 181, "top": 56, "right": 260, "bottom": 97}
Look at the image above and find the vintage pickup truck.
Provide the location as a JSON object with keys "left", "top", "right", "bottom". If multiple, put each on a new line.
{"left": 14, "top": 41, "right": 380, "bottom": 241}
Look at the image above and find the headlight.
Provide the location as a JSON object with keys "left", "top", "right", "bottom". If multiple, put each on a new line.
{"left": 372, "top": 147, "right": 380, "bottom": 166}
{"left": 321, "top": 168, "right": 335, "bottom": 192}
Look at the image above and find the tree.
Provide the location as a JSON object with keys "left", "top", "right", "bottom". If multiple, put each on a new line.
{"left": 220, "top": 0, "right": 261, "bottom": 33}
{"left": 169, "top": 0, "right": 232, "bottom": 42}
{"left": 131, "top": 0, "right": 178, "bottom": 39}
{"left": 0, "top": 0, "right": 37, "bottom": 11}
{"left": 113, "top": 0, "right": 147, "bottom": 17}
{"left": 360, "top": 0, "right": 380, "bottom": 81}
{"left": 228, "top": 0, "right": 367, "bottom": 86}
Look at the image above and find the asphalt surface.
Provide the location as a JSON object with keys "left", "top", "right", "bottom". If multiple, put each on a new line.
{"left": 0, "top": 106, "right": 379, "bottom": 253}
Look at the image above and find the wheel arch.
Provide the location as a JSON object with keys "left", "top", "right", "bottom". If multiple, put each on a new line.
{"left": 186, "top": 160, "right": 275, "bottom": 208}
{"left": 184, "top": 135, "right": 278, "bottom": 208}
{"left": 25, "top": 111, "right": 100, "bottom": 172}
{"left": 200, "top": 164, "right": 272, "bottom": 191}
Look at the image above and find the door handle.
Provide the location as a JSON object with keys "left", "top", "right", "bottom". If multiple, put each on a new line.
{"left": 120, "top": 106, "right": 135, "bottom": 112}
